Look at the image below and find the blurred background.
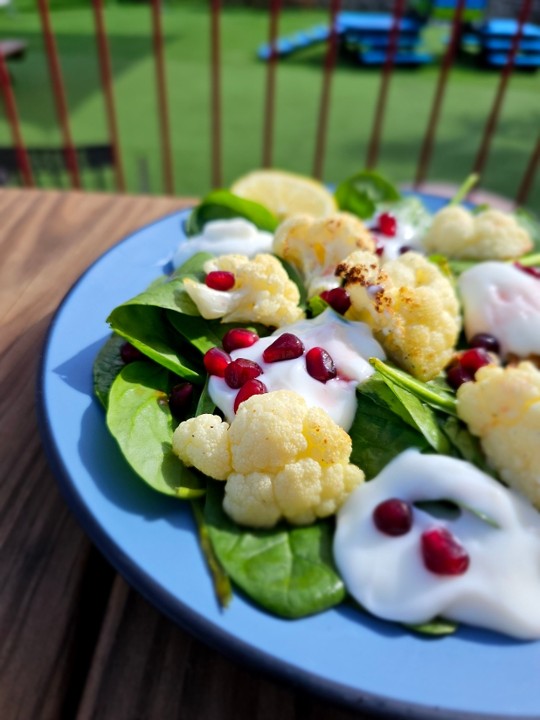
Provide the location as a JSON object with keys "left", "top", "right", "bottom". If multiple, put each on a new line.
{"left": 0, "top": 0, "right": 538, "bottom": 208}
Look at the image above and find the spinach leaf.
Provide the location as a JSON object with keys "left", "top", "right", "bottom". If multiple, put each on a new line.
{"left": 93, "top": 333, "right": 127, "bottom": 409}
{"left": 204, "top": 482, "right": 346, "bottom": 618}
{"left": 307, "top": 294, "right": 329, "bottom": 318}
{"left": 414, "top": 499, "right": 500, "bottom": 529}
{"left": 439, "top": 415, "right": 492, "bottom": 474}
{"left": 108, "top": 304, "right": 202, "bottom": 382}
{"left": 515, "top": 208, "right": 540, "bottom": 252}
{"left": 167, "top": 311, "right": 269, "bottom": 355}
{"left": 350, "top": 391, "right": 430, "bottom": 479}
{"left": 107, "top": 362, "right": 205, "bottom": 498}
{"left": 335, "top": 170, "right": 401, "bottom": 219}
{"left": 186, "top": 190, "right": 279, "bottom": 236}
{"left": 405, "top": 618, "right": 458, "bottom": 636}
{"left": 195, "top": 378, "right": 216, "bottom": 415}
{"left": 191, "top": 500, "right": 232, "bottom": 608}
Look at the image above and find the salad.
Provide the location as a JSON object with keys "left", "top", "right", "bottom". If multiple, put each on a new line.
{"left": 93, "top": 169, "right": 540, "bottom": 640}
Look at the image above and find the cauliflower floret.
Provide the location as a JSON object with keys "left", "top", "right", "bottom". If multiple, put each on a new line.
{"left": 336, "top": 250, "right": 460, "bottom": 381}
{"left": 457, "top": 362, "right": 540, "bottom": 508}
{"left": 273, "top": 213, "right": 375, "bottom": 296}
{"left": 172, "top": 414, "right": 232, "bottom": 481}
{"left": 183, "top": 253, "right": 304, "bottom": 327}
{"left": 423, "top": 206, "right": 533, "bottom": 260}
{"left": 172, "top": 390, "right": 364, "bottom": 527}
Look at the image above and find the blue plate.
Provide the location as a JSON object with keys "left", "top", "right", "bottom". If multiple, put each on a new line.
{"left": 38, "top": 196, "right": 540, "bottom": 720}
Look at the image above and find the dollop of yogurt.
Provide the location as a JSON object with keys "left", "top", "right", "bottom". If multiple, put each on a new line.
{"left": 208, "top": 309, "right": 385, "bottom": 430}
{"left": 458, "top": 261, "right": 540, "bottom": 358}
{"left": 173, "top": 218, "right": 274, "bottom": 268}
{"left": 334, "top": 449, "right": 540, "bottom": 639}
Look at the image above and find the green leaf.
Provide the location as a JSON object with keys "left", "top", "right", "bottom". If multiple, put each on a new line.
{"left": 106, "top": 362, "right": 206, "bottom": 498}
{"left": 514, "top": 208, "right": 540, "bottom": 252}
{"left": 307, "top": 294, "right": 329, "bottom": 318}
{"left": 439, "top": 415, "right": 492, "bottom": 474}
{"left": 405, "top": 618, "right": 458, "bottom": 636}
{"left": 204, "top": 483, "right": 346, "bottom": 618}
{"left": 93, "top": 333, "right": 127, "bottom": 408}
{"left": 414, "top": 498, "right": 500, "bottom": 529}
{"left": 350, "top": 391, "right": 430, "bottom": 479}
{"left": 369, "top": 358, "right": 457, "bottom": 415}
{"left": 186, "top": 190, "right": 279, "bottom": 236}
{"left": 167, "top": 311, "right": 270, "bottom": 355}
{"left": 335, "top": 170, "right": 401, "bottom": 219}
{"left": 191, "top": 500, "right": 232, "bottom": 608}
{"left": 195, "top": 378, "right": 216, "bottom": 415}
{"left": 276, "top": 257, "right": 308, "bottom": 308}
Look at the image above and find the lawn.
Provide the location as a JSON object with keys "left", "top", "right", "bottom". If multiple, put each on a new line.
{"left": 0, "top": 1, "right": 538, "bottom": 208}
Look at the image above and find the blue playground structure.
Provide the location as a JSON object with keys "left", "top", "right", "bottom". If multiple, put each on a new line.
{"left": 257, "top": 1, "right": 540, "bottom": 71}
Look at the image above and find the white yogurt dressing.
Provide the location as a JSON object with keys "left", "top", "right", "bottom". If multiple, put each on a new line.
{"left": 334, "top": 449, "right": 540, "bottom": 639}
{"left": 373, "top": 199, "right": 431, "bottom": 261}
{"left": 458, "top": 261, "right": 540, "bottom": 358}
{"left": 208, "top": 309, "right": 385, "bottom": 430}
{"left": 173, "top": 218, "right": 274, "bottom": 268}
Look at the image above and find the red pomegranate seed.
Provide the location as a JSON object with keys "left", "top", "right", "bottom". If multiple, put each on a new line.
{"left": 224, "top": 358, "right": 263, "bottom": 389}
{"left": 378, "top": 212, "right": 397, "bottom": 237}
{"left": 222, "top": 327, "right": 259, "bottom": 353}
{"left": 446, "top": 363, "right": 474, "bottom": 390}
{"left": 305, "top": 347, "right": 337, "bottom": 383}
{"left": 263, "top": 333, "right": 305, "bottom": 363}
{"left": 169, "top": 382, "right": 193, "bottom": 418}
{"left": 514, "top": 262, "right": 540, "bottom": 279}
{"left": 234, "top": 379, "right": 267, "bottom": 412}
{"left": 203, "top": 347, "right": 231, "bottom": 377}
{"left": 421, "top": 527, "right": 470, "bottom": 576}
{"left": 120, "top": 342, "right": 145, "bottom": 364}
{"left": 459, "top": 348, "right": 491, "bottom": 374}
{"left": 205, "top": 270, "right": 235, "bottom": 291}
{"left": 373, "top": 498, "right": 413, "bottom": 536}
{"left": 469, "top": 333, "right": 500, "bottom": 355}
{"left": 319, "top": 287, "right": 351, "bottom": 315}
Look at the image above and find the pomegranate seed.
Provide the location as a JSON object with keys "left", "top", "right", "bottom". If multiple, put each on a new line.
{"left": 319, "top": 287, "right": 351, "bottom": 315}
{"left": 446, "top": 363, "right": 474, "bottom": 390}
{"left": 263, "top": 333, "right": 304, "bottom": 363}
{"left": 234, "top": 379, "right": 267, "bottom": 412}
{"left": 514, "top": 262, "right": 540, "bottom": 279}
{"left": 305, "top": 347, "right": 337, "bottom": 383}
{"left": 224, "top": 358, "right": 263, "bottom": 389}
{"left": 203, "top": 347, "right": 231, "bottom": 377}
{"left": 378, "top": 212, "right": 397, "bottom": 237}
{"left": 169, "top": 382, "right": 193, "bottom": 418}
{"left": 469, "top": 332, "right": 500, "bottom": 354}
{"left": 373, "top": 235, "right": 385, "bottom": 256}
{"left": 421, "top": 527, "right": 470, "bottom": 576}
{"left": 373, "top": 498, "right": 413, "bottom": 536}
{"left": 222, "top": 327, "right": 259, "bottom": 353}
{"left": 205, "top": 270, "right": 235, "bottom": 291}
{"left": 459, "top": 348, "right": 491, "bottom": 374}
{"left": 399, "top": 245, "right": 413, "bottom": 255}
{"left": 120, "top": 342, "right": 145, "bottom": 364}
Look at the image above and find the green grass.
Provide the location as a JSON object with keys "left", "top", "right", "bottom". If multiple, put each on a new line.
{"left": 0, "top": 1, "right": 538, "bottom": 208}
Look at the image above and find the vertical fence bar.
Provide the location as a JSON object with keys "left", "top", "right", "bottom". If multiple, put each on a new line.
{"left": 472, "top": 0, "right": 532, "bottom": 179}
{"left": 151, "top": 0, "right": 174, "bottom": 195}
{"left": 515, "top": 135, "right": 539, "bottom": 208}
{"left": 414, "top": 0, "right": 466, "bottom": 188}
{"left": 92, "top": 0, "right": 125, "bottom": 193}
{"left": 312, "top": 0, "right": 341, "bottom": 180}
{"left": 261, "top": 0, "right": 282, "bottom": 169}
{"left": 365, "top": 0, "right": 405, "bottom": 170}
{"left": 210, "top": 0, "right": 222, "bottom": 187}
{"left": 37, "top": 0, "right": 81, "bottom": 189}
{"left": 0, "top": 54, "right": 34, "bottom": 187}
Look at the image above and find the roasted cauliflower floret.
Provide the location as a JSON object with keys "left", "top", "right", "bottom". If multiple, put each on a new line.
{"left": 172, "top": 390, "right": 364, "bottom": 527}
{"left": 337, "top": 250, "right": 460, "bottom": 381}
{"left": 273, "top": 213, "right": 375, "bottom": 296}
{"left": 457, "top": 362, "right": 540, "bottom": 508}
{"left": 183, "top": 253, "right": 304, "bottom": 327}
{"left": 423, "top": 206, "right": 533, "bottom": 260}
{"left": 172, "top": 414, "right": 232, "bottom": 481}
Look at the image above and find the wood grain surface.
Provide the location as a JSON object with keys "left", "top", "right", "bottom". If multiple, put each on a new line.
{"left": 0, "top": 190, "right": 383, "bottom": 720}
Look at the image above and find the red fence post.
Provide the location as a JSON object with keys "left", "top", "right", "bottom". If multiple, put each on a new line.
{"left": 151, "top": 0, "right": 175, "bottom": 195}
{"left": 0, "top": 54, "right": 34, "bottom": 187}
{"left": 210, "top": 0, "right": 222, "bottom": 188}
{"left": 261, "top": 0, "right": 282, "bottom": 170}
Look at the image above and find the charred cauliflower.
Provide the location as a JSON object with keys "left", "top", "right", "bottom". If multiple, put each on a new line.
{"left": 337, "top": 250, "right": 461, "bottom": 381}
{"left": 457, "top": 362, "right": 540, "bottom": 508}
{"left": 423, "top": 206, "right": 533, "bottom": 260}
{"left": 172, "top": 390, "right": 364, "bottom": 528}
{"left": 183, "top": 253, "right": 304, "bottom": 327}
{"left": 273, "top": 213, "right": 375, "bottom": 296}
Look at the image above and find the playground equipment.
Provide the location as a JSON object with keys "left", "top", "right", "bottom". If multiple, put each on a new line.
{"left": 258, "top": 1, "right": 540, "bottom": 71}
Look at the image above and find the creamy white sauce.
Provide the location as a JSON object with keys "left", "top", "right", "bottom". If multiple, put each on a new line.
{"left": 173, "top": 218, "right": 274, "bottom": 268}
{"left": 208, "top": 309, "right": 385, "bottom": 429}
{"left": 458, "top": 261, "right": 540, "bottom": 358}
{"left": 373, "top": 201, "right": 430, "bottom": 261}
{"left": 334, "top": 449, "right": 540, "bottom": 639}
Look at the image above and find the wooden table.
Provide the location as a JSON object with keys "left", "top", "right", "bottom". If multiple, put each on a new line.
{"left": 0, "top": 189, "right": 385, "bottom": 720}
